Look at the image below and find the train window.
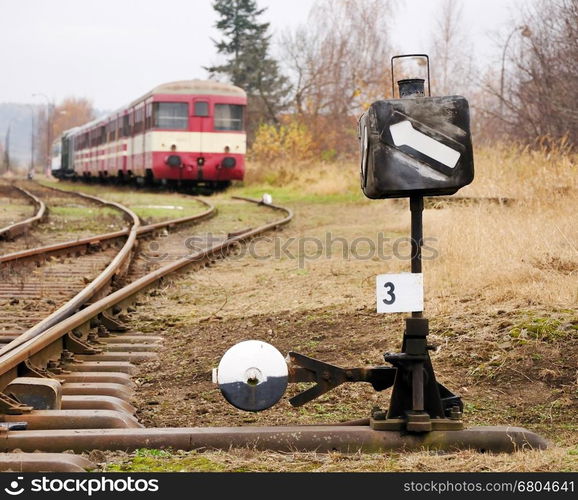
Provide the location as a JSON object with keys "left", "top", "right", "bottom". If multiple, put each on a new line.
{"left": 145, "top": 103, "right": 153, "bottom": 130}
{"left": 99, "top": 126, "right": 106, "bottom": 145}
{"left": 214, "top": 104, "right": 244, "bottom": 131}
{"left": 108, "top": 121, "right": 116, "bottom": 142}
{"left": 194, "top": 101, "right": 209, "bottom": 117}
{"left": 123, "top": 115, "right": 130, "bottom": 137}
{"left": 134, "top": 107, "right": 144, "bottom": 134}
{"left": 153, "top": 102, "right": 189, "bottom": 130}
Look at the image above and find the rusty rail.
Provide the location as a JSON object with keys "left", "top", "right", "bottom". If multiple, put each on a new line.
{"left": 0, "top": 186, "right": 46, "bottom": 241}
{"left": 0, "top": 193, "right": 140, "bottom": 360}
{"left": 0, "top": 198, "right": 215, "bottom": 264}
{"left": 0, "top": 425, "right": 547, "bottom": 454}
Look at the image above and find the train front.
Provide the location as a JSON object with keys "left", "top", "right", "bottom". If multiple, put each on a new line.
{"left": 149, "top": 81, "right": 246, "bottom": 189}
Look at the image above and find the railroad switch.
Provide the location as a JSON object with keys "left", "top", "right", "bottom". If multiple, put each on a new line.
{"left": 213, "top": 56, "right": 470, "bottom": 434}
{"left": 211, "top": 56, "right": 545, "bottom": 449}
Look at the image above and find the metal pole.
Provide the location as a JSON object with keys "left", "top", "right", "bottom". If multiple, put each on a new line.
{"left": 409, "top": 195, "right": 425, "bottom": 412}
{"left": 30, "top": 107, "right": 35, "bottom": 175}
{"left": 32, "top": 93, "right": 52, "bottom": 175}
{"left": 409, "top": 195, "right": 423, "bottom": 318}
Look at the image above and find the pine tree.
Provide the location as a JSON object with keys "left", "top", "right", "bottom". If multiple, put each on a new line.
{"left": 206, "top": 0, "right": 291, "bottom": 127}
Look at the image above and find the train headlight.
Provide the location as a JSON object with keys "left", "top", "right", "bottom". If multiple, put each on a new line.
{"left": 222, "top": 157, "right": 236, "bottom": 168}
{"left": 166, "top": 155, "right": 182, "bottom": 167}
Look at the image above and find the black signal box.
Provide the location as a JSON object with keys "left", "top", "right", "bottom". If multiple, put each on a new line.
{"left": 359, "top": 94, "right": 475, "bottom": 199}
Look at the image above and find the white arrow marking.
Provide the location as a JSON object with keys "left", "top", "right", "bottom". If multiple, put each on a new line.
{"left": 390, "top": 120, "right": 460, "bottom": 169}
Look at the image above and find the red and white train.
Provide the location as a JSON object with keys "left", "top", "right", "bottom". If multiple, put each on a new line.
{"left": 52, "top": 80, "right": 246, "bottom": 190}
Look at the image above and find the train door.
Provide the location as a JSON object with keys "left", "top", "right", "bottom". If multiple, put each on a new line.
{"left": 133, "top": 104, "right": 145, "bottom": 177}
{"left": 193, "top": 98, "right": 209, "bottom": 153}
{"left": 121, "top": 114, "right": 129, "bottom": 176}
{"left": 144, "top": 101, "right": 153, "bottom": 175}
{"left": 192, "top": 99, "right": 209, "bottom": 180}
{"left": 127, "top": 110, "right": 134, "bottom": 175}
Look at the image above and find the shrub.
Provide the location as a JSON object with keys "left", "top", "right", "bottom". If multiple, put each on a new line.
{"left": 250, "top": 119, "right": 314, "bottom": 162}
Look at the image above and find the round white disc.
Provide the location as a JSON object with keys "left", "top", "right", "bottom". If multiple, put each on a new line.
{"left": 217, "top": 340, "right": 288, "bottom": 412}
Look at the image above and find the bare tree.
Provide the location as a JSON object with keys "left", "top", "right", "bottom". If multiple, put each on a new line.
{"left": 281, "top": 0, "right": 396, "bottom": 157}
{"left": 429, "top": 0, "right": 475, "bottom": 96}
{"left": 36, "top": 97, "right": 95, "bottom": 167}
{"left": 52, "top": 97, "right": 95, "bottom": 139}
{"left": 481, "top": 0, "right": 577, "bottom": 148}
{"left": 510, "top": 0, "right": 577, "bottom": 147}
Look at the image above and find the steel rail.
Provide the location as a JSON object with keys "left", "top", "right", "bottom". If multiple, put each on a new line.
{"left": 0, "top": 192, "right": 140, "bottom": 359}
{"left": 0, "top": 198, "right": 215, "bottom": 264}
{"left": 0, "top": 197, "right": 292, "bottom": 379}
{"left": 0, "top": 186, "right": 46, "bottom": 241}
{"left": 0, "top": 425, "right": 548, "bottom": 454}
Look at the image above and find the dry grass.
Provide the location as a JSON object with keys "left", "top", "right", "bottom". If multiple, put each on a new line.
{"left": 243, "top": 144, "right": 577, "bottom": 311}
{"left": 425, "top": 200, "right": 577, "bottom": 313}
{"left": 243, "top": 159, "right": 361, "bottom": 199}
{"left": 427, "top": 145, "right": 577, "bottom": 311}
{"left": 97, "top": 446, "right": 577, "bottom": 472}
{"left": 69, "top": 143, "right": 576, "bottom": 472}
{"left": 245, "top": 143, "right": 577, "bottom": 200}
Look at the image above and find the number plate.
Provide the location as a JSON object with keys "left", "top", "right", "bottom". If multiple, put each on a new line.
{"left": 376, "top": 273, "right": 423, "bottom": 313}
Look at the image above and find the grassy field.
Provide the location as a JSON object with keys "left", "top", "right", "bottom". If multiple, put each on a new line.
{"left": 76, "top": 144, "right": 578, "bottom": 472}
{"left": 38, "top": 180, "right": 210, "bottom": 223}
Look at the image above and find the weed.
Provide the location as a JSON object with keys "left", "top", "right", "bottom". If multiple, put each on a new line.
{"left": 510, "top": 316, "right": 577, "bottom": 343}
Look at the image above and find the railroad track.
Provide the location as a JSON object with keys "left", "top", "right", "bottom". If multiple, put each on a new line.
{"left": 0, "top": 184, "right": 46, "bottom": 242}
{"left": 0, "top": 191, "right": 292, "bottom": 472}
{"left": 0, "top": 183, "right": 216, "bottom": 337}
{"left": 0, "top": 185, "right": 142, "bottom": 351}
{"left": 0, "top": 181, "right": 130, "bottom": 256}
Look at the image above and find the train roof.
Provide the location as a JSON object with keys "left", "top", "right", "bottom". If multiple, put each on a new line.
{"left": 67, "top": 79, "right": 245, "bottom": 135}
{"left": 148, "top": 80, "right": 245, "bottom": 98}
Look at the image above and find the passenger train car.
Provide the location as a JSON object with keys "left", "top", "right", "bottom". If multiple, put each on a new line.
{"left": 52, "top": 80, "right": 246, "bottom": 189}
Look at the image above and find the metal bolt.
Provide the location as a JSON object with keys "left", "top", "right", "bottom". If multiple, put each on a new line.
{"left": 371, "top": 406, "right": 387, "bottom": 420}
{"left": 47, "top": 360, "right": 61, "bottom": 374}
{"left": 97, "top": 325, "right": 109, "bottom": 338}
{"left": 60, "top": 350, "right": 75, "bottom": 363}
{"left": 449, "top": 405, "right": 462, "bottom": 420}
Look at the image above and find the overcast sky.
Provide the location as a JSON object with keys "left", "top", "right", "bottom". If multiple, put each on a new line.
{"left": 0, "top": 0, "right": 522, "bottom": 110}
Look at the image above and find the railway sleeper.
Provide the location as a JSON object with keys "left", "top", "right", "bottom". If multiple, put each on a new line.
{"left": 61, "top": 382, "right": 134, "bottom": 401}
{"left": 103, "top": 343, "right": 160, "bottom": 353}
{"left": 75, "top": 352, "right": 158, "bottom": 363}
{"left": 2, "top": 409, "right": 142, "bottom": 429}
{"left": 63, "top": 361, "right": 136, "bottom": 374}
{"left": 5, "top": 377, "right": 61, "bottom": 411}
{"left": 0, "top": 452, "right": 95, "bottom": 472}
{"left": 100, "top": 335, "right": 163, "bottom": 344}
{"left": 58, "top": 372, "right": 136, "bottom": 388}
{"left": 61, "top": 395, "right": 136, "bottom": 415}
